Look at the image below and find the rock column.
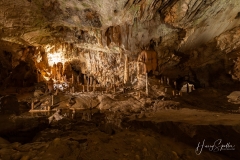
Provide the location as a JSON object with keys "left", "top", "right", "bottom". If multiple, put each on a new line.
{"left": 124, "top": 55, "right": 129, "bottom": 84}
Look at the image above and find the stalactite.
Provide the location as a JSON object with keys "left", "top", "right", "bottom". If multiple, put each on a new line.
{"left": 105, "top": 28, "right": 111, "bottom": 46}
{"left": 77, "top": 75, "right": 80, "bottom": 84}
{"left": 93, "top": 79, "right": 96, "bottom": 92}
{"left": 72, "top": 73, "right": 74, "bottom": 84}
{"left": 84, "top": 74, "right": 86, "bottom": 85}
{"left": 111, "top": 26, "right": 113, "bottom": 44}
{"left": 126, "top": 23, "right": 129, "bottom": 50}
{"left": 87, "top": 75, "right": 90, "bottom": 92}
{"left": 137, "top": 62, "right": 139, "bottom": 79}
{"left": 124, "top": 55, "right": 129, "bottom": 84}
{"left": 146, "top": 72, "right": 148, "bottom": 96}
{"left": 64, "top": 43, "right": 68, "bottom": 59}
{"left": 117, "top": 25, "right": 122, "bottom": 47}
{"left": 70, "top": 43, "right": 73, "bottom": 57}
{"left": 105, "top": 72, "right": 107, "bottom": 86}
{"left": 100, "top": 30, "right": 103, "bottom": 45}
{"left": 90, "top": 76, "right": 93, "bottom": 86}
{"left": 31, "top": 100, "right": 34, "bottom": 110}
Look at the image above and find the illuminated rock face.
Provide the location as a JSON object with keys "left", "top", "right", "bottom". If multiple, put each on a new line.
{"left": 138, "top": 50, "right": 157, "bottom": 73}
{"left": 0, "top": 0, "right": 240, "bottom": 87}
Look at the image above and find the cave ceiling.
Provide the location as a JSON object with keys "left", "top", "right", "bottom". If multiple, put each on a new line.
{"left": 0, "top": 0, "right": 239, "bottom": 50}
{"left": 1, "top": 0, "right": 240, "bottom": 83}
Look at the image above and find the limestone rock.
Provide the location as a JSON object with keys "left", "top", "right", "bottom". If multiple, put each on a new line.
{"left": 153, "top": 100, "right": 180, "bottom": 110}
{"left": 98, "top": 95, "right": 143, "bottom": 113}
{"left": 33, "top": 90, "right": 44, "bottom": 97}
{"left": 227, "top": 91, "right": 240, "bottom": 104}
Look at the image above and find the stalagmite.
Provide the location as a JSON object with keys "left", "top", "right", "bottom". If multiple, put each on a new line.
{"left": 144, "top": 62, "right": 147, "bottom": 74}
{"left": 31, "top": 100, "right": 34, "bottom": 110}
{"left": 167, "top": 77, "right": 169, "bottom": 85}
{"left": 83, "top": 74, "right": 85, "bottom": 85}
{"left": 165, "top": 88, "right": 168, "bottom": 93}
{"left": 93, "top": 79, "right": 96, "bottom": 92}
{"left": 53, "top": 63, "right": 57, "bottom": 79}
{"left": 47, "top": 78, "right": 54, "bottom": 93}
{"left": 161, "top": 77, "right": 163, "bottom": 84}
{"left": 72, "top": 86, "right": 74, "bottom": 93}
{"left": 54, "top": 88, "right": 58, "bottom": 95}
{"left": 83, "top": 85, "right": 85, "bottom": 92}
{"left": 72, "top": 109, "right": 75, "bottom": 119}
{"left": 124, "top": 55, "right": 129, "bottom": 84}
{"left": 179, "top": 91, "right": 183, "bottom": 96}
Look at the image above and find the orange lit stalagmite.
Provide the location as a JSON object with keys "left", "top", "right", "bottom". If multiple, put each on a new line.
{"left": 56, "top": 62, "right": 63, "bottom": 80}
{"left": 137, "top": 49, "right": 157, "bottom": 74}
{"left": 52, "top": 63, "right": 57, "bottom": 79}
{"left": 137, "top": 49, "right": 157, "bottom": 96}
{"left": 124, "top": 55, "right": 129, "bottom": 84}
{"left": 63, "top": 61, "right": 73, "bottom": 80}
{"left": 47, "top": 78, "right": 54, "bottom": 93}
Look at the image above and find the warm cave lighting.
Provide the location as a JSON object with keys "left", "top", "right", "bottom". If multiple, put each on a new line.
{"left": 47, "top": 52, "right": 65, "bottom": 66}
{"left": 45, "top": 45, "right": 66, "bottom": 66}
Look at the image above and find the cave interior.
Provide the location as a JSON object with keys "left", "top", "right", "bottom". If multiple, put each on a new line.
{"left": 0, "top": 0, "right": 240, "bottom": 160}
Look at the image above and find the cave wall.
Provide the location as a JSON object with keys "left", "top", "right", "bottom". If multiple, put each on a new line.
{"left": 0, "top": 0, "right": 240, "bottom": 88}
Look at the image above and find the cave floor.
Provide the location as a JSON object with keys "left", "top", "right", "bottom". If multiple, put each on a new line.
{"left": 1, "top": 110, "right": 239, "bottom": 160}
{"left": 0, "top": 85, "right": 240, "bottom": 160}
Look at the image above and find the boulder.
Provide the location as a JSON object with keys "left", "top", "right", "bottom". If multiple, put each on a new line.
{"left": 227, "top": 91, "right": 240, "bottom": 104}
{"left": 71, "top": 95, "right": 99, "bottom": 109}
{"left": 153, "top": 100, "right": 180, "bottom": 110}
{"left": 98, "top": 95, "right": 143, "bottom": 113}
{"left": 34, "top": 90, "right": 44, "bottom": 97}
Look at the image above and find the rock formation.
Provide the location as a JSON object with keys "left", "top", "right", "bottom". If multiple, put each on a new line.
{"left": 0, "top": 0, "right": 239, "bottom": 88}
{"left": 0, "top": 1, "right": 240, "bottom": 159}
